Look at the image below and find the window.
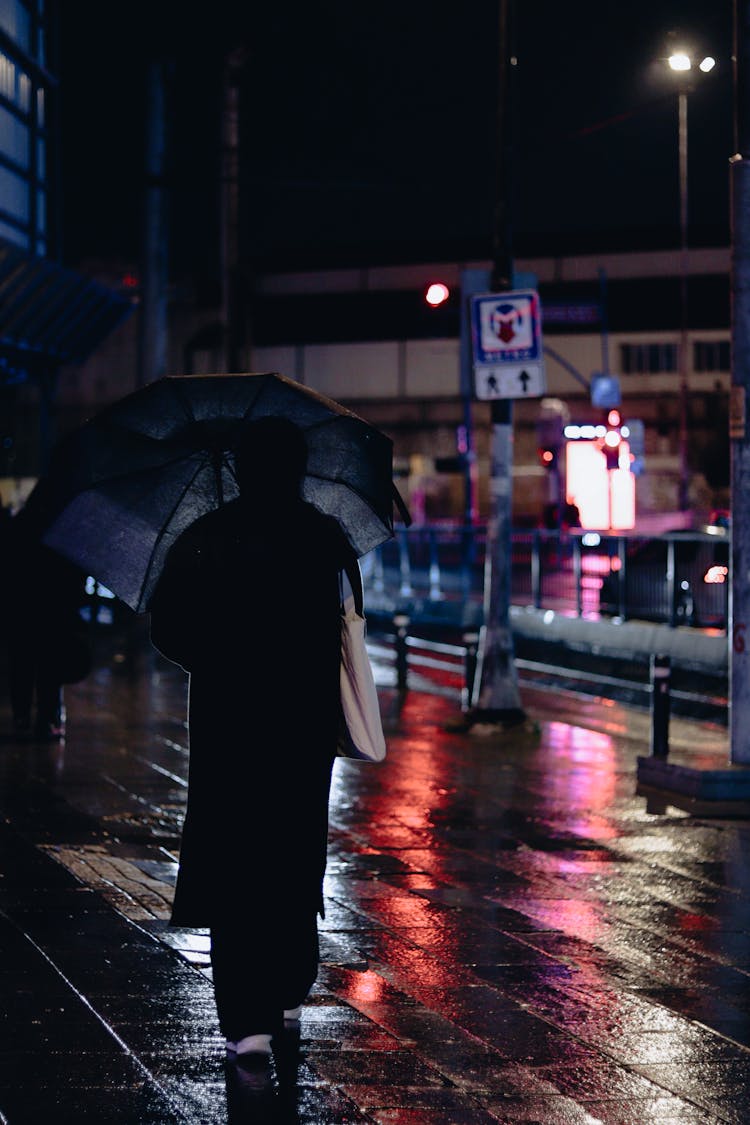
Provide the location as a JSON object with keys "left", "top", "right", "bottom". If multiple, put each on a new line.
{"left": 620, "top": 343, "right": 678, "bottom": 374}
{"left": 0, "top": 52, "right": 31, "bottom": 114}
{"left": 0, "top": 2, "right": 31, "bottom": 55}
{"left": 0, "top": 216, "right": 26, "bottom": 246}
{"left": 0, "top": 103, "right": 28, "bottom": 167}
{"left": 0, "top": 163, "right": 29, "bottom": 223}
{"left": 694, "top": 340, "right": 730, "bottom": 373}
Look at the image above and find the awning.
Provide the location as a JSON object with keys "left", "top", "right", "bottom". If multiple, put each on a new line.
{"left": 0, "top": 237, "right": 134, "bottom": 385}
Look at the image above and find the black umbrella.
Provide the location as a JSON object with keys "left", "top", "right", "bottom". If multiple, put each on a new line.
{"left": 27, "top": 372, "right": 410, "bottom": 612}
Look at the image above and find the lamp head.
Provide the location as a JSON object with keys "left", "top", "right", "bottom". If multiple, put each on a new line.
{"left": 668, "top": 51, "right": 691, "bottom": 72}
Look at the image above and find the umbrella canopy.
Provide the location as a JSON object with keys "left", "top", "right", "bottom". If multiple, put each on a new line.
{"left": 26, "top": 372, "right": 410, "bottom": 613}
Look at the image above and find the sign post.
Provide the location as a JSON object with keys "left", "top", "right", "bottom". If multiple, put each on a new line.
{"left": 466, "top": 288, "right": 546, "bottom": 728}
{"left": 458, "top": 0, "right": 538, "bottom": 732}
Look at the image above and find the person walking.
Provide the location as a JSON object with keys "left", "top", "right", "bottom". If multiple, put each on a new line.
{"left": 4, "top": 505, "right": 89, "bottom": 741}
{"left": 148, "top": 416, "right": 357, "bottom": 1074}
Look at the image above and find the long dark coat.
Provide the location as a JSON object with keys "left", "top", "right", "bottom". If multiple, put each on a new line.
{"left": 149, "top": 497, "right": 355, "bottom": 928}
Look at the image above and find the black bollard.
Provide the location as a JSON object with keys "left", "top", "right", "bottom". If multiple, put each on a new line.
{"left": 462, "top": 631, "right": 479, "bottom": 712}
{"left": 393, "top": 614, "right": 410, "bottom": 692}
{"left": 650, "top": 653, "right": 671, "bottom": 759}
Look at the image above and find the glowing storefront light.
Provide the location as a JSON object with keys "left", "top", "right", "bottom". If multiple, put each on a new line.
{"left": 565, "top": 439, "right": 635, "bottom": 530}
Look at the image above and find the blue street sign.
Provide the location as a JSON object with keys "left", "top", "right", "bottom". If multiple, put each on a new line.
{"left": 471, "top": 289, "right": 546, "bottom": 401}
{"left": 590, "top": 372, "right": 621, "bottom": 408}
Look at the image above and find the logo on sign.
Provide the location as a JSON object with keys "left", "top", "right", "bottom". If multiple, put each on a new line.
{"left": 491, "top": 303, "right": 525, "bottom": 344}
{"left": 478, "top": 295, "right": 537, "bottom": 360}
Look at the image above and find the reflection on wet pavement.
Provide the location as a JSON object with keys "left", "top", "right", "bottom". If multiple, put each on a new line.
{"left": 0, "top": 622, "right": 748, "bottom": 1122}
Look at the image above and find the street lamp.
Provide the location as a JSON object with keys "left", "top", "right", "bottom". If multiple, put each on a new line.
{"left": 666, "top": 46, "right": 716, "bottom": 510}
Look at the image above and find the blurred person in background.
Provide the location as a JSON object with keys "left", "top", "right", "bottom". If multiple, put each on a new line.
{"left": 3, "top": 505, "right": 89, "bottom": 741}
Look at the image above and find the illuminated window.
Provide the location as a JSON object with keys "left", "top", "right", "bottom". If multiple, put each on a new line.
{"left": 0, "top": 53, "right": 12, "bottom": 101}
{"left": 0, "top": 52, "right": 30, "bottom": 112}
{"left": 18, "top": 70, "right": 29, "bottom": 112}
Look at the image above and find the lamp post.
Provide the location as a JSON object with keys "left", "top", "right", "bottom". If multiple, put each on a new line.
{"left": 667, "top": 48, "right": 716, "bottom": 510}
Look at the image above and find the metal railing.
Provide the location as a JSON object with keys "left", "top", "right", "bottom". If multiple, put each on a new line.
{"left": 364, "top": 524, "right": 730, "bottom": 633}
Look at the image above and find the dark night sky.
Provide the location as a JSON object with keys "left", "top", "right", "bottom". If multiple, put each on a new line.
{"left": 58, "top": 1, "right": 735, "bottom": 280}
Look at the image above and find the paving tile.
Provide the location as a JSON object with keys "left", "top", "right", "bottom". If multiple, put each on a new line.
{"left": 533, "top": 1059, "right": 676, "bottom": 1101}
{"left": 635, "top": 1059, "right": 750, "bottom": 1107}
{"left": 0, "top": 1084, "right": 180, "bottom": 1124}
{"left": 2, "top": 632, "right": 750, "bottom": 1122}
{"left": 310, "top": 1047, "right": 452, "bottom": 1088}
{"left": 355, "top": 1090, "right": 503, "bottom": 1123}
{"left": 479, "top": 1097, "right": 615, "bottom": 1123}
{"left": 572, "top": 1098, "right": 721, "bottom": 1124}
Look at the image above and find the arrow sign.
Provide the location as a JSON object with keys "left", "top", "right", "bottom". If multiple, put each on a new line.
{"left": 475, "top": 363, "right": 545, "bottom": 401}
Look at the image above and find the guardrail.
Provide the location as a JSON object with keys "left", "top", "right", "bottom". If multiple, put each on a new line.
{"left": 368, "top": 610, "right": 728, "bottom": 725}
{"left": 365, "top": 524, "right": 730, "bottom": 633}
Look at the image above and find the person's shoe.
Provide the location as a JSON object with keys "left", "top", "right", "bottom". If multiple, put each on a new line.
{"left": 232, "top": 1048, "right": 274, "bottom": 1092}
{"left": 283, "top": 1006, "right": 301, "bottom": 1023}
{"left": 225, "top": 1039, "right": 237, "bottom": 1055}
{"left": 236, "top": 1033, "right": 272, "bottom": 1056}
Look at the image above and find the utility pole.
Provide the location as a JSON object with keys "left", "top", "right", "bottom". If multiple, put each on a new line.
{"left": 467, "top": 0, "right": 525, "bottom": 727}
{"left": 220, "top": 45, "right": 249, "bottom": 374}
{"left": 676, "top": 87, "right": 690, "bottom": 510}
{"left": 730, "top": 0, "right": 750, "bottom": 763}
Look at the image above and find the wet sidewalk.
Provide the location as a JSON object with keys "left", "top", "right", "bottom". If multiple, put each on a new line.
{"left": 1, "top": 621, "right": 750, "bottom": 1123}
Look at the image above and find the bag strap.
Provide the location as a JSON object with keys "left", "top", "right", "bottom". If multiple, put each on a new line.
{"left": 342, "top": 555, "right": 364, "bottom": 617}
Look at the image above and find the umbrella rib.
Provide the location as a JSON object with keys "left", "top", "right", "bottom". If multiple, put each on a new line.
{"left": 300, "top": 412, "right": 356, "bottom": 433}
{"left": 66, "top": 446, "right": 206, "bottom": 492}
{"left": 303, "top": 470, "right": 393, "bottom": 527}
{"left": 240, "top": 372, "right": 274, "bottom": 420}
{"left": 242, "top": 374, "right": 360, "bottom": 425}
{"left": 137, "top": 456, "right": 211, "bottom": 611}
{"left": 304, "top": 469, "right": 377, "bottom": 502}
{"left": 167, "top": 376, "right": 199, "bottom": 424}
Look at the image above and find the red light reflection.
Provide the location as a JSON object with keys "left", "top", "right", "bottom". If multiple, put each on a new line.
{"left": 348, "top": 969, "right": 388, "bottom": 1004}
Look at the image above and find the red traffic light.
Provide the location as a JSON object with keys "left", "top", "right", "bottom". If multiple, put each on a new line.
{"left": 425, "top": 282, "right": 450, "bottom": 307}
{"left": 538, "top": 447, "right": 557, "bottom": 468}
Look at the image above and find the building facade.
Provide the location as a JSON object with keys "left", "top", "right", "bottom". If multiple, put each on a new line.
{"left": 55, "top": 242, "right": 731, "bottom": 529}
{"left": 198, "top": 247, "right": 730, "bottom": 526}
{"left": 0, "top": 0, "right": 132, "bottom": 503}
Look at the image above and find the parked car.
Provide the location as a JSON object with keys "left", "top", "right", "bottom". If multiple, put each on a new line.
{"left": 599, "top": 528, "right": 729, "bottom": 627}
